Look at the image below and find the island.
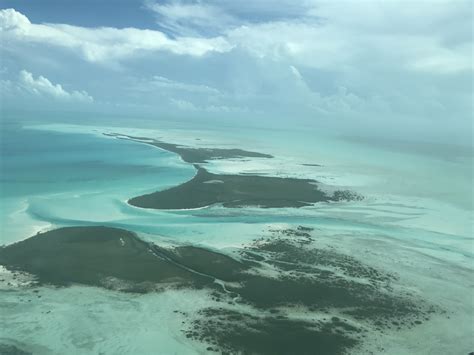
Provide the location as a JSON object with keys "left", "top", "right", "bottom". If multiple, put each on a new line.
{"left": 0, "top": 226, "right": 433, "bottom": 355}
{"left": 104, "top": 133, "right": 362, "bottom": 210}
{"left": 129, "top": 166, "right": 332, "bottom": 209}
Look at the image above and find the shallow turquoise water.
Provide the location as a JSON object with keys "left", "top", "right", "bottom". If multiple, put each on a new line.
{"left": 1, "top": 122, "right": 471, "bottom": 250}
{"left": 0, "top": 120, "right": 472, "bottom": 354}
{"left": 0, "top": 124, "right": 195, "bottom": 244}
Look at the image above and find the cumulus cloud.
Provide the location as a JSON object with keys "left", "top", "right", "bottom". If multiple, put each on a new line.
{"left": 227, "top": 20, "right": 471, "bottom": 76}
{"left": 18, "top": 70, "right": 93, "bottom": 102}
{"left": 0, "top": 6, "right": 30, "bottom": 29}
{"left": 0, "top": 8, "right": 232, "bottom": 64}
{"left": 2, "top": 70, "right": 93, "bottom": 103}
{"left": 143, "top": 0, "right": 472, "bottom": 75}
{"left": 1, "top": 4, "right": 470, "bottom": 75}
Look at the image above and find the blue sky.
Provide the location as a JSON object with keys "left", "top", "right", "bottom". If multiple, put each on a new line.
{"left": 0, "top": 0, "right": 472, "bottom": 142}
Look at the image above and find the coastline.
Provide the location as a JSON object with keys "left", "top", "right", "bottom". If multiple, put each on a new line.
{"left": 1, "top": 123, "right": 471, "bottom": 354}
{"left": 106, "top": 133, "right": 362, "bottom": 210}
{"left": 0, "top": 225, "right": 436, "bottom": 355}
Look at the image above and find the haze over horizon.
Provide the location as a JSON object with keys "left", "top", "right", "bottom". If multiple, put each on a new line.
{"left": 0, "top": 0, "right": 473, "bottom": 144}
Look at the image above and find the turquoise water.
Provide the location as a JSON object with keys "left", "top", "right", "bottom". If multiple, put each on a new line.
{"left": 0, "top": 121, "right": 472, "bottom": 354}
{"left": 0, "top": 123, "right": 195, "bottom": 244}
{"left": 1, "top": 122, "right": 472, "bottom": 248}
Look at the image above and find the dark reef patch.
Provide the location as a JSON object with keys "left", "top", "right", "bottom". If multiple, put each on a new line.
{"left": 186, "top": 308, "right": 359, "bottom": 355}
{"left": 0, "top": 344, "right": 32, "bottom": 355}
{"left": 230, "top": 229, "right": 431, "bottom": 326}
{"left": 331, "top": 190, "right": 364, "bottom": 202}
{"left": 301, "top": 163, "right": 322, "bottom": 167}
{"left": 184, "top": 227, "right": 435, "bottom": 353}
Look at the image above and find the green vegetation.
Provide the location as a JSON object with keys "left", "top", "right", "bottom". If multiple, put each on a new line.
{"left": 0, "top": 226, "right": 434, "bottom": 355}
{"left": 129, "top": 167, "right": 330, "bottom": 209}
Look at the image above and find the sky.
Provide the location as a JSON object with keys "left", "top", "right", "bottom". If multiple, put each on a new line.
{"left": 0, "top": 0, "right": 472, "bottom": 142}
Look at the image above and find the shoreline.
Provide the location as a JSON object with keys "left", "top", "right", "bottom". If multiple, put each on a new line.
{"left": 1, "top": 125, "right": 470, "bottom": 354}
{"left": 105, "top": 133, "right": 362, "bottom": 210}
{"left": 127, "top": 165, "right": 332, "bottom": 210}
{"left": 0, "top": 225, "right": 436, "bottom": 355}
{"left": 103, "top": 132, "right": 274, "bottom": 164}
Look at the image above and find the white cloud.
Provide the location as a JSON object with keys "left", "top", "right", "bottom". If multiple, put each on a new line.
{"left": 145, "top": 1, "right": 237, "bottom": 36}
{"left": 0, "top": 8, "right": 233, "bottom": 64}
{"left": 0, "top": 6, "right": 30, "bottom": 29}
{"left": 141, "top": 0, "right": 470, "bottom": 76}
{"left": 0, "top": 2, "right": 471, "bottom": 141}
{"left": 2, "top": 4, "right": 470, "bottom": 75}
{"left": 3, "top": 70, "right": 93, "bottom": 103}
{"left": 226, "top": 17, "right": 472, "bottom": 75}
{"left": 136, "top": 75, "right": 220, "bottom": 94}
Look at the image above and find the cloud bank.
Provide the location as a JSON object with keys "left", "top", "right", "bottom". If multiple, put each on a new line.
{"left": 0, "top": 2, "right": 472, "bottom": 142}
{"left": 0, "top": 8, "right": 232, "bottom": 64}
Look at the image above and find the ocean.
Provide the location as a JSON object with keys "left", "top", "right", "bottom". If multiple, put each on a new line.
{"left": 0, "top": 118, "right": 472, "bottom": 354}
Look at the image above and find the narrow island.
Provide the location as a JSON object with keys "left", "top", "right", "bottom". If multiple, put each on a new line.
{"left": 105, "top": 133, "right": 362, "bottom": 210}
{"left": 104, "top": 133, "right": 273, "bottom": 163}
